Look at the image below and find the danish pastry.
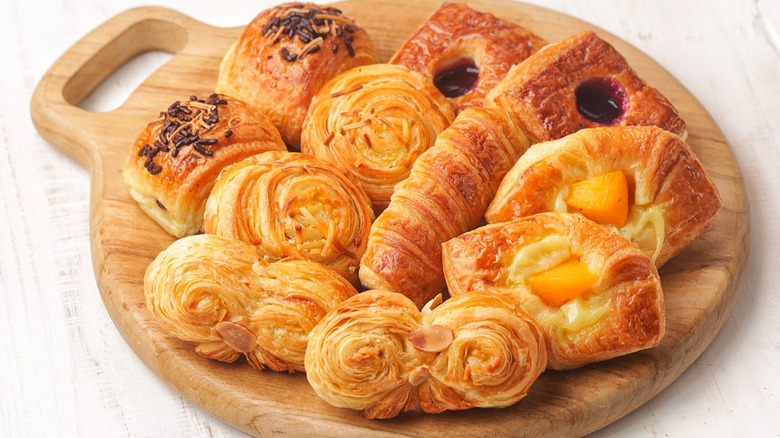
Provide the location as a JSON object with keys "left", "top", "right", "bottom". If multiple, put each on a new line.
{"left": 122, "top": 93, "right": 286, "bottom": 238}
{"left": 203, "top": 151, "right": 374, "bottom": 286}
{"left": 485, "top": 126, "right": 722, "bottom": 266}
{"left": 390, "top": 2, "right": 546, "bottom": 113}
{"left": 485, "top": 30, "right": 687, "bottom": 143}
{"left": 359, "top": 106, "right": 530, "bottom": 308}
{"left": 442, "top": 212, "right": 665, "bottom": 370}
{"left": 305, "top": 289, "right": 547, "bottom": 418}
{"left": 144, "top": 233, "right": 358, "bottom": 373}
{"left": 216, "top": 3, "right": 377, "bottom": 149}
{"left": 301, "top": 63, "right": 455, "bottom": 213}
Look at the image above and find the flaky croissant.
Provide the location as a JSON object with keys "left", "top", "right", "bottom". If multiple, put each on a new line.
{"left": 305, "top": 289, "right": 547, "bottom": 418}
{"left": 359, "top": 106, "right": 531, "bottom": 307}
{"left": 203, "top": 151, "right": 374, "bottom": 286}
{"left": 145, "top": 233, "right": 357, "bottom": 373}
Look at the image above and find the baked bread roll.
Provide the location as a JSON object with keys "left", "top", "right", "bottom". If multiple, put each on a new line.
{"left": 216, "top": 3, "right": 377, "bottom": 149}
{"left": 144, "top": 234, "right": 358, "bottom": 373}
{"left": 359, "top": 106, "right": 530, "bottom": 308}
{"left": 485, "top": 30, "right": 687, "bottom": 143}
{"left": 122, "top": 93, "right": 286, "bottom": 238}
{"left": 301, "top": 63, "right": 455, "bottom": 213}
{"left": 390, "top": 2, "right": 546, "bottom": 113}
{"left": 485, "top": 126, "right": 722, "bottom": 266}
{"left": 203, "top": 151, "right": 374, "bottom": 286}
{"left": 305, "top": 289, "right": 547, "bottom": 418}
{"left": 442, "top": 212, "right": 665, "bottom": 370}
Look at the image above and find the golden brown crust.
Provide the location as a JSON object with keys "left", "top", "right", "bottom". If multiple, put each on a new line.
{"left": 122, "top": 94, "right": 286, "bottom": 238}
{"left": 203, "top": 151, "right": 374, "bottom": 286}
{"left": 304, "top": 289, "right": 547, "bottom": 418}
{"left": 144, "top": 234, "right": 358, "bottom": 373}
{"left": 301, "top": 63, "right": 455, "bottom": 213}
{"left": 389, "top": 2, "right": 546, "bottom": 113}
{"left": 442, "top": 212, "right": 665, "bottom": 370}
{"left": 485, "top": 30, "right": 687, "bottom": 143}
{"left": 485, "top": 126, "right": 722, "bottom": 266}
{"left": 216, "top": 3, "right": 377, "bottom": 149}
{"left": 359, "top": 107, "right": 531, "bottom": 307}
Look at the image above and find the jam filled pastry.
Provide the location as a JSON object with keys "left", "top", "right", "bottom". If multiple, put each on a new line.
{"left": 305, "top": 289, "right": 547, "bottom": 418}
{"left": 390, "top": 2, "right": 546, "bottom": 113}
{"left": 485, "top": 30, "right": 687, "bottom": 143}
{"left": 301, "top": 63, "right": 455, "bottom": 213}
{"left": 359, "top": 106, "right": 530, "bottom": 308}
{"left": 144, "top": 234, "right": 358, "bottom": 373}
{"left": 122, "top": 94, "right": 286, "bottom": 238}
{"left": 203, "top": 151, "right": 374, "bottom": 286}
{"left": 216, "top": 3, "right": 377, "bottom": 149}
{"left": 442, "top": 212, "right": 665, "bottom": 370}
{"left": 485, "top": 126, "right": 722, "bottom": 267}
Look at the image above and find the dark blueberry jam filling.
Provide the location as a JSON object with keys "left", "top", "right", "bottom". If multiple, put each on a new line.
{"left": 434, "top": 59, "right": 479, "bottom": 98}
{"left": 575, "top": 77, "right": 627, "bottom": 125}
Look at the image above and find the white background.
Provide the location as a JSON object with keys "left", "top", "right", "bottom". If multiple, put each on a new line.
{"left": 2, "top": 0, "right": 778, "bottom": 436}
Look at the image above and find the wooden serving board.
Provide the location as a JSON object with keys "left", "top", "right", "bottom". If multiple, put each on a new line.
{"left": 30, "top": 1, "right": 749, "bottom": 436}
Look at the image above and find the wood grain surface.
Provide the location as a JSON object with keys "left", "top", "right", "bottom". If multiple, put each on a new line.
{"left": 29, "top": 0, "right": 749, "bottom": 436}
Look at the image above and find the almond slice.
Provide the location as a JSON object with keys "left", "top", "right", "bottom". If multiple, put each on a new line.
{"left": 215, "top": 321, "right": 257, "bottom": 353}
{"left": 409, "top": 325, "right": 453, "bottom": 352}
{"left": 408, "top": 365, "right": 431, "bottom": 386}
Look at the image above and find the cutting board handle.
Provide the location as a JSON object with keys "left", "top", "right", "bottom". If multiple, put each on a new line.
{"left": 30, "top": 6, "right": 209, "bottom": 169}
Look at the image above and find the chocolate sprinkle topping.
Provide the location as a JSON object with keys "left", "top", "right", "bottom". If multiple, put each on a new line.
{"left": 262, "top": 4, "right": 358, "bottom": 62}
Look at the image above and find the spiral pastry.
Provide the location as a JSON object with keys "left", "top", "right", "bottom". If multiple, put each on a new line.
{"left": 203, "top": 151, "right": 374, "bottom": 286}
{"left": 305, "top": 289, "right": 547, "bottom": 418}
{"left": 301, "top": 63, "right": 455, "bottom": 213}
{"left": 144, "top": 234, "right": 358, "bottom": 373}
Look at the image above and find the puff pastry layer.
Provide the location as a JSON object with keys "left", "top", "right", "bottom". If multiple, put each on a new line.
{"left": 203, "top": 151, "right": 374, "bottom": 286}
{"left": 145, "top": 234, "right": 357, "bottom": 373}
{"left": 442, "top": 212, "right": 665, "bottom": 370}
{"left": 485, "top": 126, "right": 722, "bottom": 266}
{"left": 305, "top": 289, "right": 547, "bottom": 418}
{"left": 301, "top": 63, "right": 455, "bottom": 213}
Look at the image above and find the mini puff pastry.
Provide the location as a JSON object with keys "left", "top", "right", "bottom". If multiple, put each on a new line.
{"left": 144, "top": 233, "right": 358, "bottom": 373}
{"left": 301, "top": 63, "right": 455, "bottom": 213}
{"left": 123, "top": 94, "right": 286, "bottom": 237}
{"left": 359, "top": 106, "right": 530, "bottom": 308}
{"left": 485, "top": 126, "right": 722, "bottom": 266}
{"left": 442, "top": 212, "right": 665, "bottom": 370}
{"left": 216, "top": 3, "right": 377, "bottom": 148}
{"left": 390, "top": 2, "right": 546, "bottom": 113}
{"left": 485, "top": 30, "right": 687, "bottom": 143}
{"left": 305, "top": 289, "right": 547, "bottom": 418}
{"left": 203, "top": 151, "right": 374, "bottom": 286}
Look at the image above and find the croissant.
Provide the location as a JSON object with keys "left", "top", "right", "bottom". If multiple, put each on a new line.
{"left": 203, "top": 151, "right": 374, "bottom": 286}
{"left": 216, "top": 3, "right": 377, "bottom": 148}
{"left": 389, "top": 2, "right": 546, "bottom": 113}
{"left": 301, "top": 63, "right": 455, "bottom": 213}
{"left": 442, "top": 212, "right": 665, "bottom": 370}
{"left": 305, "top": 289, "right": 547, "bottom": 418}
{"left": 122, "top": 94, "right": 286, "bottom": 237}
{"left": 485, "top": 126, "right": 722, "bottom": 266}
{"left": 485, "top": 30, "right": 687, "bottom": 143}
{"left": 359, "top": 106, "right": 531, "bottom": 307}
{"left": 144, "top": 233, "right": 358, "bottom": 373}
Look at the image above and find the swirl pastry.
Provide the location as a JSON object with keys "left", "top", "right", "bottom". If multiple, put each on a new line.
{"left": 485, "top": 30, "right": 687, "bottom": 143}
{"left": 485, "top": 126, "right": 722, "bottom": 266}
{"left": 305, "top": 289, "right": 547, "bottom": 418}
{"left": 203, "top": 151, "right": 374, "bottom": 286}
{"left": 359, "top": 106, "right": 530, "bottom": 308}
{"left": 216, "top": 3, "right": 377, "bottom": 149}
{"left": 122, "top": 94, "right": 286, "bottom": 237}
{"left": 144, "top": 234, "right": 358, "bottom": 373}
{"left": 301, "top": 63, "right": 455, "bottom": 213}
{"left": 442, "top": 212, "right": 665, "bottom": 370}
{"left": 390, "top": 2, "right": 546, "bottom": 113}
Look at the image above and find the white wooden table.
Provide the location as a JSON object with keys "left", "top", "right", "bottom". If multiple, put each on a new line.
{"left": 3, "top": 0, "right": 778, "bottom": 436}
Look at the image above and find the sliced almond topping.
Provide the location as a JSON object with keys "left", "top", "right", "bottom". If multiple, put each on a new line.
{"left": 215, "top": 321, "right": 257, "bottom": 353}
{"left": 409, "top": 325, "right": 453, "bottom": 352}
{"left": 420, "top": 294, "right": 443, "bottom": 314}
{"left": 408, "top": 365, "right": 431, "bottom": 386}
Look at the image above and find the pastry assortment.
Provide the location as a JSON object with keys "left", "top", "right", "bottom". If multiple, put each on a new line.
{"left": 124, "top": 1, "right": 722, "bottom": 419}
